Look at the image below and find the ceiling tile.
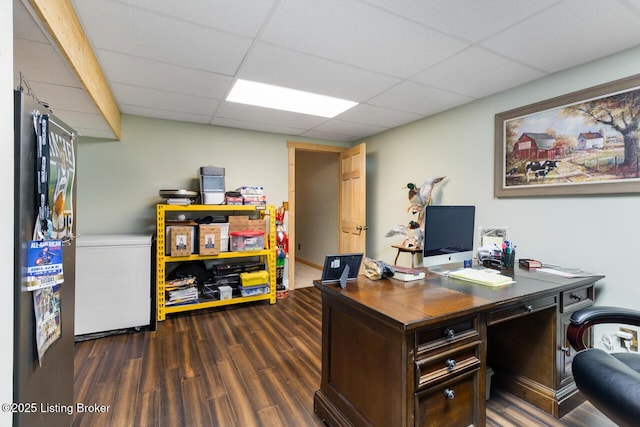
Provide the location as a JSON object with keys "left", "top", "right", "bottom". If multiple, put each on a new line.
{"left": 110, "top": 83, "right": 219, "bottom": 116}
{"left": 216, "top": 101, "right": 330, "bottom": 129}
{"left": 55, "top": 110, "right": 112, "bottom": 131}
{"left": 369, "top": 81, "right": 473, "bottom": 115}
{"left": 72, "top": 0, "right": 253, "bottom": 75}
{"left": 13, "top": 0, "right": 49, "bottom": 42}
{"left": 481, "top": 0, "right": 640, "bottom": 73}
{"left": 411, "top": 46, "right": 546, "bottom": 98}
{"left": 239, "top": 43, "right": 401, "bottom": 101}
{"left": 363, "top": 0, "right": 562, "bottom": 42}
{"left": 111, "top": 0, "right": 276, "bottom": 37}
{"left": 28, "top": 82, "right": 98, "bottom": 113}
{"left": 337, "top": 104, "right": 422, "bottom": 128}
{"left": 95, "top": 50, "right": 233, "bottom": 100}
{"left": 310, "top": 119, "right": 387, "bottom": 139}
{"left": 211, "top": 117, "right": 307, "bottom": 136}
{"left": 120, "top": 106, "right": 212, "bottom": 125}
{"left": 301, "top": 129, "right": 358, "bottom": 143}
{"left": 261, "top": 0, "right": 469, "bottom": 78}
{"left": 14, "top": 39, "right": 80, "bottom": 89}
{"left": 624, "top": 0, "right": 640, "bottom": 14}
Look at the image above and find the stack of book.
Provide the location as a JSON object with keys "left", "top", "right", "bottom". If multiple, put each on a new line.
{"left": 165, "top": 276, "right": 198, "bottom": 306}
{"left": 392, "top": 265, "right": 426, "bottom": 282}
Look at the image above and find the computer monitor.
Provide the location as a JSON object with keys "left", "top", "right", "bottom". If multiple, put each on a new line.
{"left": 422, "top": 205, "right": 475, "bottom": 270}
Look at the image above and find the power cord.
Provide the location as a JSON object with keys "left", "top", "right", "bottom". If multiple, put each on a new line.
{"left": 616, "top": 330, "right": 634, "bottom": 353}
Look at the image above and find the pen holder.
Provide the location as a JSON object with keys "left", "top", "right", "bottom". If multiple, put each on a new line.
{"left": 502, "top": 250, "right": 516, "bottom": 269}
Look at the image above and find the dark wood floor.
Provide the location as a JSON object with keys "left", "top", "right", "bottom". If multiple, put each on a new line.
{"left": 73, "top": 287, "right": 615, "bottom": 426}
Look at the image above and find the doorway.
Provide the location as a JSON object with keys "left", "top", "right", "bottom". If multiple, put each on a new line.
{"left": 286, "top": 141, "right": 367, "bottom": 289}
{"left": 287, "top": 142, "right": 343, "bottom": 289}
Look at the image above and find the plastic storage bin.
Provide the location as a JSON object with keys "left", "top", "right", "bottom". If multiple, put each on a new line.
{"left": 239, "top": 285, "right": 270, "bottom": 297}
{"left": 230, "top": 230, "right": 264, "bottom": 251}
{"left": 240, "top": 270, "right": 269, "bottom": 287}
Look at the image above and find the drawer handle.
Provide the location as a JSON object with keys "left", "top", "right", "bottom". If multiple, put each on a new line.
{"left": 570, "top": 294, "right": 582, "bottom": 301}
{"left": 444, "top": 328, "right": 456, "bottom": 339}
{"left": 445, "top": 358, "right": 456, "bottom": 371}
{"left": 444, "top": 388, "right": 455, "bottom": 400}
{"left": 522, "top": 304, "right": 534, "bottom": 313}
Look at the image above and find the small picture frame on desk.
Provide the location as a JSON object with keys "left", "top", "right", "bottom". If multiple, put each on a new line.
{"left": 477, "top": 226, "right": 509, "bottom": 261}
{"left": 478, "top": 226, "right": 509, "bottom": 247}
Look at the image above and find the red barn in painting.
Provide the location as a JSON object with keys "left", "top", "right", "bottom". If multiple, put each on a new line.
{"left": 512, "top": 133, "right": 563, "bottom": 159}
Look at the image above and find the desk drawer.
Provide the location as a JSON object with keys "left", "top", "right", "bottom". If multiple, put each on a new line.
{"left": 561, "top": 285, "right": 594, "bottom": 312}
{"left": 415, "top": 341, "right": 481, "bottom": 391}
{"left": 414, "top": 369, "right": 479, "bottom": 427}
{"left": 415, "top": 316, "right": 480, "bottom": 356}
{"left": 488, "top": 295, "right": 556, "bottom": 325}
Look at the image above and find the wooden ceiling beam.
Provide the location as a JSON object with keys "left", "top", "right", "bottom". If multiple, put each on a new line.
{"left": 28, "top": 0, "right": 121, "bottom": 140}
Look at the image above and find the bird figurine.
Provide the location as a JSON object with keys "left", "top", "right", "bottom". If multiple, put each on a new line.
{"left": 404, "top": 177, "right": 445, "bottom": 224}
{"left": 385, "top": 221, "right": 424, "bottom": 249}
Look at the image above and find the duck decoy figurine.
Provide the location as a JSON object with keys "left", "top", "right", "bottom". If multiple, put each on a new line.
{"left": 405, "top": 177, "right": 445, "bottom": 223}
{"left": 385, "top": 221, "right": 424, "bottom": 249}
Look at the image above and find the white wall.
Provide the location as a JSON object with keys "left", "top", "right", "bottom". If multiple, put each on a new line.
{"left": 2, "top": 0, "right": 14, "bottom": 424}
{"left": 363, "top": 46, "right": 640, "bottom": 314}
{"left": 76, "top": 115, "right": 340, "bottom": 235}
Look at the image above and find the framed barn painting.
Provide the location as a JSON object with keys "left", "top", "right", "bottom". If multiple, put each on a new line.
{"left": 494, "top": 73, "right": 640, "bottom": 197}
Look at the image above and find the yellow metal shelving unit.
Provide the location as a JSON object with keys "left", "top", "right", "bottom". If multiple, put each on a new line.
{"left": 156, "top": 204, "right": 276, "bottom": 321}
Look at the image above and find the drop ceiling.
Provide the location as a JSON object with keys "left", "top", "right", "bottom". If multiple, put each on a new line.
{"left": 13, "top": 0, "right": 640, "bottom": 142}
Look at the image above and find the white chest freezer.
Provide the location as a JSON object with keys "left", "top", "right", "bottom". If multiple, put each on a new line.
{"left": 75, "top": 234, "right": 152, "bottom": 336}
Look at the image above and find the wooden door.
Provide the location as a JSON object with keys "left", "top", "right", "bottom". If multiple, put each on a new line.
{"left": 339, "top": 143, "right": 366, "bottom": 254}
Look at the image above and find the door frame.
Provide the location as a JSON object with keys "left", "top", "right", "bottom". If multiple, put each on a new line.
{"left": 287, "top": 141, "right": 346, "bottom": 289}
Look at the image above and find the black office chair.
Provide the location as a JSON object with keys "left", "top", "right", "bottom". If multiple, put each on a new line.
{"left": 567, "top": 306, "right": 640, "bottom": 427}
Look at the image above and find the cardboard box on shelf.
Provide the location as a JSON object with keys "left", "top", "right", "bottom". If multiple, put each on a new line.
{"left": 168, "top": 226, "right": 193, "bottom": 257}
{"left": 229, "top": 215, "right": 249, "bottom": 233}
{"left": 198, "top": 224, "right": 221, "bottom": 256}
{"left": 242, "top": 195, "right": 267, "bottom": 205}
{"left": 225, "top": 196, "right": 243, "bottom": 205}
{"left": 247, "top": 219, "right": 266, "bottom": 233}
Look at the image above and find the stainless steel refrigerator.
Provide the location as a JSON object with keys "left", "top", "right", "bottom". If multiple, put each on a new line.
{"left": 14, "top": 89, "right": 76, "bottom": 426}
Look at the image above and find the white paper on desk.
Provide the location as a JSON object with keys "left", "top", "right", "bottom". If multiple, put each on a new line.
{"left": 537, "top": 268, "right": 599, "bottom": 278}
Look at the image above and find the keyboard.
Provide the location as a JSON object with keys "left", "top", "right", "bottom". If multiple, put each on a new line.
{"left": 446, "top": 268, "right": 515, "bottom": 287}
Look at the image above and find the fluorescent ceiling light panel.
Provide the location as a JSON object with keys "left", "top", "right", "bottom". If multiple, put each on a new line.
{"left": 227, "top": 79, "right": 357, "bottom": 118}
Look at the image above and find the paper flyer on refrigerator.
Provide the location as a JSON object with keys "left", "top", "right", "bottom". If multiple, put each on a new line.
{"left": 26, "top": 239, "right": 64, "bottom": 291}
{"left": 33, "top": 285, "right": 62, "bottom": 365}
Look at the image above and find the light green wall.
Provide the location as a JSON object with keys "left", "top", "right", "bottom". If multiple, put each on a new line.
{"left": 363, "top": 45, "right": 640, "bottom": 310}
{"left": 76, "top": 115, "right": 345, "bottom": 235}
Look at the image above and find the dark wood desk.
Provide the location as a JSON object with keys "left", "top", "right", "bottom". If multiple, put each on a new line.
{"left": 313, "top": 267, "right": 604, "bottom": 427}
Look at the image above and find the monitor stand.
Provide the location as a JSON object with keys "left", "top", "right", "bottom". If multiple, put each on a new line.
{"left": 339, "top": 264, "right": 350, "bottom": 289}
{"left": 426, "top": 262, "right": 465, "bottom": 276}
